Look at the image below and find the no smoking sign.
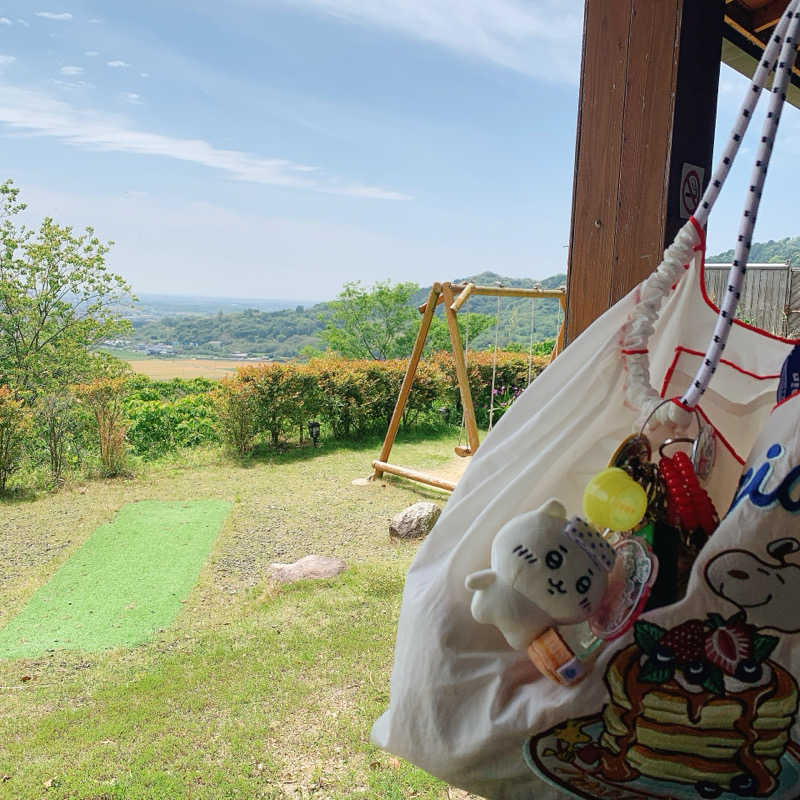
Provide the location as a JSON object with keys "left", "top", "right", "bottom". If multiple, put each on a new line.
{"left": 679, "top": 162, "right": 705, "bottom": 219}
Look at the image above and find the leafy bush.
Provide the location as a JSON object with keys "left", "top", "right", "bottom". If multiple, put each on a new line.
{"left": 0, "top": 386, "right": 32, "bottom": 492}
{"left": 237, "top": 363, "right": 301, "bottom": 445}
{"left": 213, "top": 378, "right": 257, "bottom": 456}
{"left": 76, "top": 377, "right": 130, "bottom": 477}
{"left": 126, "top": 375, "right": 217, "bottom": 401}
{"left": 126, "top": 393, "right": 217, "bottom": 459}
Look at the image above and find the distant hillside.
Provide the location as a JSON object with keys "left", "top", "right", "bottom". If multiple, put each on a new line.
{"left": 411, "top": 271, "right": 566, "bottom": 351}
{"left": 708, "top": 236, "right": 800, "bottom": 264}
{"left": 116, "top": 271, "right": 566, "bottom": 360}
{"left": 126, "top": 305, "right": 331, "bottom": 359}
{"left": 113, "top": 293, "right": 318, "bottom": 326}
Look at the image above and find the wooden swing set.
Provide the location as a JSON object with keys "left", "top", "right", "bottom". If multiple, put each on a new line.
{"left": 370, "top": 280, "right": 567, "bottom": 492}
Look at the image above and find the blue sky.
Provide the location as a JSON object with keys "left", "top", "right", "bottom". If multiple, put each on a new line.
{"left": 0, "top": 2, "right": 798, "bottom": 301}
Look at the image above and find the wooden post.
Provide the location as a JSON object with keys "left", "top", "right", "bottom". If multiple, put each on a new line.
{"left": 565, "top": 0, "right": 723, "bottom": 343}
{"left": 549, "top": 292, "right": 567, "bottom": 364}
{"left": 440, "top": 282, "right": 480, "bottom": 456}
{"left": 372, "top": 285, "right": 441, "bottom": 480}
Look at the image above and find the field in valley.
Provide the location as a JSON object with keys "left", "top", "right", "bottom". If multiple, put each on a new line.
{"left": 127, "top": 357, "right": 259, "bottom": 380}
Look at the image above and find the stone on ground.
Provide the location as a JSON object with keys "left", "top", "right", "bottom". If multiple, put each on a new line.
{"left": 389, "top": 501, "right": 441, "bottom": 539}
{"left": 268, "top": 555, "right": 347, "bottom": 583}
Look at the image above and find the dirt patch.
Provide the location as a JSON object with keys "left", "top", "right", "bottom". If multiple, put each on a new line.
{"left": 427, "top": 454, "right": 471, "bottom": 483}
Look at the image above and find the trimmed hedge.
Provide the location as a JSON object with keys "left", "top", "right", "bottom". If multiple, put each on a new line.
{"left": 213, "top": 351, "right": 548, "bottom": 452}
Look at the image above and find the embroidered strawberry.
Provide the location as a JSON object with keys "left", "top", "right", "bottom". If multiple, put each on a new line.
{"left": 704, "top": 619, "right": 753, "bottom": 676}
{"left": 657, "top": 619, "right": 706, "bottom": 664}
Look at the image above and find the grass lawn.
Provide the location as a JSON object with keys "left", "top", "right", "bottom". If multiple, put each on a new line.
{"left": 0, "top": 432, "right": 477, "bottom": 799}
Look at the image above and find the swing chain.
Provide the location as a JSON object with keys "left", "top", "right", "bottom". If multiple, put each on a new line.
{"left": 488, "top": 291, "right": 502, "bottom": 430}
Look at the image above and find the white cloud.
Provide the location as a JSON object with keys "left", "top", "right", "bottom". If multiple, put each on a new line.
{"left": 88, "top": 17, "right": 101, "bottom": 23}
{"left": 85, "top": 50, "right": 100, "bottom": 57}
{"left": 0, "top": 55, "right": 16, "bottom": 66}
{"left": 17, "top": 19, "right": 30, "bottom": 27}
{"left": 106, "top": 60, "right": 129, "bottom": 68}
{"left": 35, "top": 11, "right": 73, "bottom": 20}
{"left": 0, "top": 18, "right": 12, "bottom": 25}
{"left": 0, "top": 85, "right": 408, "bottom": 199}
{"left": 140, "top": 72, "right": 149, "bottom": 78}
{"left": 53, "top": 79, "right": 93, "bottom": 89}
{"left": 275, "top": 0, "right": 582, "bottom": 79}
{"left": 60, "top": 65, "right": 83, "bottom": 75}
{"left": 125, "top": 92, "right": 142, "bottom": 104}
{"left": 16, "top": 186, "right": 463, "bottom": 299}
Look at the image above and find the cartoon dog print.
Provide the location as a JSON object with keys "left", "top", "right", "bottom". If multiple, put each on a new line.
{"left": 705, "top": 537, "right": 800, "bottom": 633}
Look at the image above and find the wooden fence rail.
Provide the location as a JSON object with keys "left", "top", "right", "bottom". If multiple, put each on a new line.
{"left": 704, "top": 262, "right": 800, "bottom": 338}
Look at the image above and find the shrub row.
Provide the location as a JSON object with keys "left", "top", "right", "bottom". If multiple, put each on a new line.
{"left": 214, "top": 351, "right": 549, "bottom": 454}
{"left": 0, "top": 349, "right": 551, "bottom": 490}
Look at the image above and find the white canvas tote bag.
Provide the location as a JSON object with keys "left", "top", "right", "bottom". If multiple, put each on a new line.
{"left": 372, "top": 5, "right": 800, "bottom": 799}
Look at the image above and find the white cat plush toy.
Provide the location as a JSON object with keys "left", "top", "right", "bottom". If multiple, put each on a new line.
{"left": 465, "top": 498, "right": 615, "bottom": 654}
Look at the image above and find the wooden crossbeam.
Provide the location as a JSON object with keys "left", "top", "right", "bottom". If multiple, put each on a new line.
{"left": 418, "top": 284, "right": 565, "bottom": 313}
{"left": 450, "top": 282, "right": 474, "bottom": 312}
{"left": 371, "top": 460, "right": 456, "bottom": 492}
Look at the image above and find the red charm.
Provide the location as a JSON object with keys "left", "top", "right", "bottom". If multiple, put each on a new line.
{"left": 658, "top": 450, "right": 719, "bottom": 537}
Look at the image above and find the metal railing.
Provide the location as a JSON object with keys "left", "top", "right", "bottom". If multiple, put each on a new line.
{"left": 704, "top": 262, "right": 800, "bottom": 338}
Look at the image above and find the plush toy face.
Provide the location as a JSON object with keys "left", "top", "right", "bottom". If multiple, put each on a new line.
{"left": 491, "top": 500, "right": 613, "bottom": 624}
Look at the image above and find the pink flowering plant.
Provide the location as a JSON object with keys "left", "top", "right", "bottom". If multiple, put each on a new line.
{"left": 491, "top": 383, "right": 523, "bottom": 421}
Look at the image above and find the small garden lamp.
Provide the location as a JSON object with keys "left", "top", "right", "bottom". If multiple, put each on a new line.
{"left": 307, "top": 420, "right": 321, "bottom": 447}
{"left": 438, "top": 406, "right": 451, "bottom": 423}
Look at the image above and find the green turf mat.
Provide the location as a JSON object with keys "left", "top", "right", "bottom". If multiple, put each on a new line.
{"left": 0, "top": 499, "right": 231, "bottom": 659}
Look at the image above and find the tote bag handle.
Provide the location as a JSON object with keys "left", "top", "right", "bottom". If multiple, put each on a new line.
{"left": 621, "top": 1, "right": 800, "bottom": 428}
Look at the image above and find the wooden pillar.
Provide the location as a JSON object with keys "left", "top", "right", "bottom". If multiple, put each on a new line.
{"left": 565, "top": 0, "right": 723, "bottom": 344}
{"left": 664, "top": 1, "right": 723, "bottom": 247}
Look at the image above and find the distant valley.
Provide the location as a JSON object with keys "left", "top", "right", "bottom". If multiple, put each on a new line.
{"left": 104, "top": 271, "right": 568, "bottom": 361}
{"left": 105, "top": 233, "right": 800, "bottom": 363}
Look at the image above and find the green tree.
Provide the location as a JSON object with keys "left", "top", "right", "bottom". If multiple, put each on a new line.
{"left": 0, "top": 180, "right": 133, "bottom": 397}
{"left": 320, "top": 280, "right": 419, "bottom": 360}
{"left": 424, "top": 313, "right": 495, "bottom": 355}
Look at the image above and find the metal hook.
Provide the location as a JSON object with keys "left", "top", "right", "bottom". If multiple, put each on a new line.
{"left": 638, "top": 397, "right": 703, "bottom": 439}
{"left": 658, "top": 437, "right": 695, "bottom": 459}
{"left": 637, "top": 397, "right": 676, "bottom": 438}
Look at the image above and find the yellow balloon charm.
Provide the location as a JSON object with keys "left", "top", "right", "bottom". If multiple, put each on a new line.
{"left": 582, "top": 467, "right": 647, "bottom": 532}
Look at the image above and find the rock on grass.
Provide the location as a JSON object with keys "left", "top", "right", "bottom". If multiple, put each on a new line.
{"left": 268, "top": 555, "right": 347, "bottom": 583}
{"left": 389, "top": 502, "right": 442, "bottom": 540}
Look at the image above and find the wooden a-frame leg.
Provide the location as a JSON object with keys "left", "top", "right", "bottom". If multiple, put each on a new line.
{"left": 440, "top": 282, "right": 480, "bottom": 456}
{"left": 372, "top": 285, "right": 441, "bottom": 480}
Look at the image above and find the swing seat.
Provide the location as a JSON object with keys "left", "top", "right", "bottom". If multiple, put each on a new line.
{"left": 454, "top": 445, "right": 472, "bottom": 458}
